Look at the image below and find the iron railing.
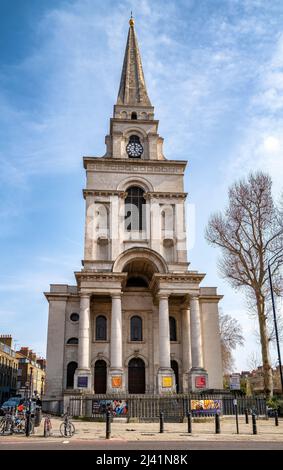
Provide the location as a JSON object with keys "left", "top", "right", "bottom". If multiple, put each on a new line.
{"left": 67, "top": 394, "right": 267, "bottom": 422}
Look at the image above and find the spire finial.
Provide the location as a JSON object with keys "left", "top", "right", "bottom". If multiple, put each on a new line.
{"left": 129, "top": 11, "right": 134, "bottom": 26}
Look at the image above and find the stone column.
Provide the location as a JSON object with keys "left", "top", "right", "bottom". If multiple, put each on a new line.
{"left": 157, "top": 294, "right": 175, "bottom": 393}
{"left": 190, "top": 296, "right": 203, "bottom": 368}
{"left": 108, "top": 292, "right": 125, "bottom": 392}
{"left": 188, "top": 296, "right": 208, "bottom": 391}
{"left": 181, "top": 306, "right": 191, "bottom": 392}
{"left": 110, "top": 294, "right": 122, "bottom": 369}
{"left": 158, "top": 295, "right": 171, "bottom": 369}
{"left": 74, "top": 293, "right": 92, "bottom": 391}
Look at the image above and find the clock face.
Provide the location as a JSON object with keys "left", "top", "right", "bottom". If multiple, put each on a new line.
{"left": 126, "top": 135, "right": 143, "bottom": 158}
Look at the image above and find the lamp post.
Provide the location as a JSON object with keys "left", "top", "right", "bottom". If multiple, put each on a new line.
{"left": 41, "top": 376, "right": 44, "bottom": 399}
{"left": 268, "top": 251, "right": 283, "bottom": 394}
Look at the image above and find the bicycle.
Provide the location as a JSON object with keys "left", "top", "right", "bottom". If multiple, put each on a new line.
{"left": 43, "top": 415, "right": 52, "bottom": 437}
{"left": 59, "top": 413, "right": 75, "bottom": 437}
{"left": 0, "top": 413, "right": 13, "bottom": 435}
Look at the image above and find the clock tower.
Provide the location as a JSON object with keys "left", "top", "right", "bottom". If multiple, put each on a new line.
{"left": 44, "top": 17, "right": 223, "bottom": 406}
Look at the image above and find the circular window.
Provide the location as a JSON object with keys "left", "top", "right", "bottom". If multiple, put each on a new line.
{"left": 70, "top": 313, "right": 79, "bottom": 322}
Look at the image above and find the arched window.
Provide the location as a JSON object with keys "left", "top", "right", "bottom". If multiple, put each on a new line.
{"left": 96, "top": 315, "right": 107, "bottom": 340}
{"left": 67, "top": 337, "right": 78, "bottom": 345}
{"left": 128, "top": 358, "right": 145, "bottom": 393}
{"left": 66, "top": 361, "right": 77, "bottom": 389}
{"left": 169, "top": 316, "right": 177, "bottom": 341}
{"left": 131, "top": 111, "right": 137, "bottom": 120}
{"left": 94, "top": 360, "right": 107, "bottom": 393}
{"left": 131, "top": 316, "right": 143, "bottom": 341}
{"left": 171, "top": 360, "right": 179, "bottom": 393}
{"left": 125, "top": 186, "right": 146, "bottom": 231}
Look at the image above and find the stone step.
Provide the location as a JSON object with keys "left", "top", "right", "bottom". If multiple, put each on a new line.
{"left": 112, "top": 417, "right": 128, "bottom": 423}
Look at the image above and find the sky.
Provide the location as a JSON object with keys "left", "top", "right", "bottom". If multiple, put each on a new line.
{"left": 0, "top": 0, "right": 282, "bottom": 370}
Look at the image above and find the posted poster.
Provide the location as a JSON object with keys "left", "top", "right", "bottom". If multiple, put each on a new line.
{"left": 92, "top": 400, "right": 128, "bottom": 416}
{"left": 190, "top": 399, "right": 222, "bottom": 415}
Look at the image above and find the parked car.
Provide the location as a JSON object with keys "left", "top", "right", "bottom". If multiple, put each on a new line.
{"left": 0, "top": 397, "right": 40, "bottom": 413}
{"left": 0, "top": 397, "right": 24, "bottom": 415}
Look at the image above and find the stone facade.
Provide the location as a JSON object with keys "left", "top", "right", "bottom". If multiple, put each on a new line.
{"left": 44, "top": 18, "right": 223, "bottom": 404}
{"left": 0, "top": 336, "right": 18, "bottom": 402}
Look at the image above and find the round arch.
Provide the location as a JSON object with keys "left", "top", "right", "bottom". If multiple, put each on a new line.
{"left": 125, "top": 353, "right": 149, "bottom": 368}
{"left": 117, "top": 176, "right": 153, "bottom": 192}
{"left": 123, "top": 127, "right": 147, "bottom": 139}
{"left": 128, "top": 357, "right": 146, "bottom": 394}
{"left": 94, "top": 359, "right": 107, "bottom": 394}
{"left": 91, "top": 356, "right": 110, "bottom": 367}
{"left": 112, "top": 247, "right": 168, "bottom": 275}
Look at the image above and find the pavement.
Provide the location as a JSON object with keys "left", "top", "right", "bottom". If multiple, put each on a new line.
{"left": 0, "top": 416, "right": 283, "bottom": 450}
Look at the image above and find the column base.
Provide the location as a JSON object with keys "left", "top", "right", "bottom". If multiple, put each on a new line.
{"left": 157, "top": 368, "right": 176, "bottom": 394}
{"left": 187, "top": 367, "right": 208, "bottom": 392}
{"left": 107, "top": 368, "right": 126, "bottom": 393}
{"left": 74, "top": 368, "right": 93, "bottom": 392}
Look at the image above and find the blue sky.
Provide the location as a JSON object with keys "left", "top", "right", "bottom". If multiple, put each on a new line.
{"left": 0, "top": 0, "right": 282, "bottom": 369}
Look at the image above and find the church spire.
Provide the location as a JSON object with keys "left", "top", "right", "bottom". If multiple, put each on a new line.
{"left": 117, "top": 16, "right": 151, "bottom": 106}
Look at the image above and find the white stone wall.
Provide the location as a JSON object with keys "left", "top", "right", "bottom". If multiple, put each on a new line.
{"left": 200, "top": 299, "right": 223, "bottom": 389}
{"left": 45, "top": 298, "right": 67, "bottom": 399}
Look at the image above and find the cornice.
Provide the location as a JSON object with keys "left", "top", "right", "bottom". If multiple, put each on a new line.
{"left": 152, "top": 272, "right": 206, "bottom": 283}
{"left": 199, "top": 294, "right": 224, "bottom": 302}
{"left": 83, "top": 189, "right": 127, "bottom": 199}
{"left": 44, "top": 292, "right": 79, "bottom": 301}
{"left": 144, "top": 192, "right": 187, "bottom": 200}
{"left": 83, "top": 157, "right": 187, "bottom": 173}
{"left": 75, "top": 271, "right": 127, "bottom": 283}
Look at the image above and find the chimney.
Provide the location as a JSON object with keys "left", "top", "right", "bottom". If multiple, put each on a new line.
{"left": 37, "top": 358, "right": 46, "bottom": 370}
{"left": 0, "top": 335, "right": 13, "bottom": 348}
{"left": 19, "top": 347, "right": 29, "bottom": 357}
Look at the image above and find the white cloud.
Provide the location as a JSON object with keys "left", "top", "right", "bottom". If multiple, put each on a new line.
{"left": 224, "top": 30, "right": 283, "bottom": 196}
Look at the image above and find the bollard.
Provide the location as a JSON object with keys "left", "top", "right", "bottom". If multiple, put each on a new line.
{"left": 44, "top": 417, "right": 48, "bottom": 437}
{"left": 275, "top": 410, "right": 279, "bottom": 427}
{"left": 245, "top": 408, "right": 249, "bottom": 424}
{"left": 252, "top": 412, "right": 257, "bottom": 435}
{"left": 215, "top": 412, "right": 221, "bottom": 434}
{"left": 159, "top": 411, "right": 164, "bottom": 434}
{"left": 187, "top": 411, "right": 192, "bottom": 434}
{"left": 25, "top": 410, "right": 31, "bottom": 437}
{"left": 106, "top": 410, "right": 111, "bottom": 439}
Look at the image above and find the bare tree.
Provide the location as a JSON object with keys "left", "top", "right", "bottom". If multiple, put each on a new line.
{"left": 219, "top": 311, "right": 244, "bottom": 373}
{"left": 205, "top": 172, "right": 283, "bottom": 396}
{"left": 247, "top": 351, "right": 261, "bottom": 371}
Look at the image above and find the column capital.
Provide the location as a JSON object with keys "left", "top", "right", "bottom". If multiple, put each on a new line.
{"left": 157, "top": 292, "right": 169, "bottom": 300}
{"left": 190, "top": 295, "right": 199, "bottom": 301}
{"left": 111, "top": 292, "right": 122, "bottom": 300}
{"left": 80, "top": 292, "right": 91, "bottom": 299}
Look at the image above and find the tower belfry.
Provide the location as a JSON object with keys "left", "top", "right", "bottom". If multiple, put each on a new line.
{"left": 44, "top": 18, "right": 223, "bottom": 406}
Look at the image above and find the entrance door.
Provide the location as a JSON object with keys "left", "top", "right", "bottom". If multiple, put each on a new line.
{"left": 128, "top": 358, "right": 145, "bottom": 394}
{"left": 94, "top": 360, "right": 107, "bottom": 393}
{"left": 171, "top": 360, "right": 179, "bottom": 393}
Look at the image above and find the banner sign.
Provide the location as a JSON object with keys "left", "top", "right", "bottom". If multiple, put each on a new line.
{"left": 191, "top": 399, "right": 222, "bottom": 415}
{"left": 92, "top": 399, "right": 128, "bottom": 416}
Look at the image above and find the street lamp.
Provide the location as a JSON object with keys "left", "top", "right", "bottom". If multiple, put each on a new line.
{"left": 268, "top": 251, "right": 283, "bottom": 394}
{"left": 29, "top": 366, "right": 34, "bottom": 400}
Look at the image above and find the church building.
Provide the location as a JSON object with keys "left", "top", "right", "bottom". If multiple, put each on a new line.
{"left": 44, "top": 17, "right": 223, "bottom": 404}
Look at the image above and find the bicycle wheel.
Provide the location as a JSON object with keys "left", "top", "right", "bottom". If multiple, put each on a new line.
{"left": 60, "top": 421, "right": 75, "bottom": 437}
{"left": 0, "top": 419, "right": 6, "bottom": 435}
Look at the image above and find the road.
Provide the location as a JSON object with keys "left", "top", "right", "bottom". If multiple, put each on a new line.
{"left": 0, "top": 439, "right": 283, "bottom": 450}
